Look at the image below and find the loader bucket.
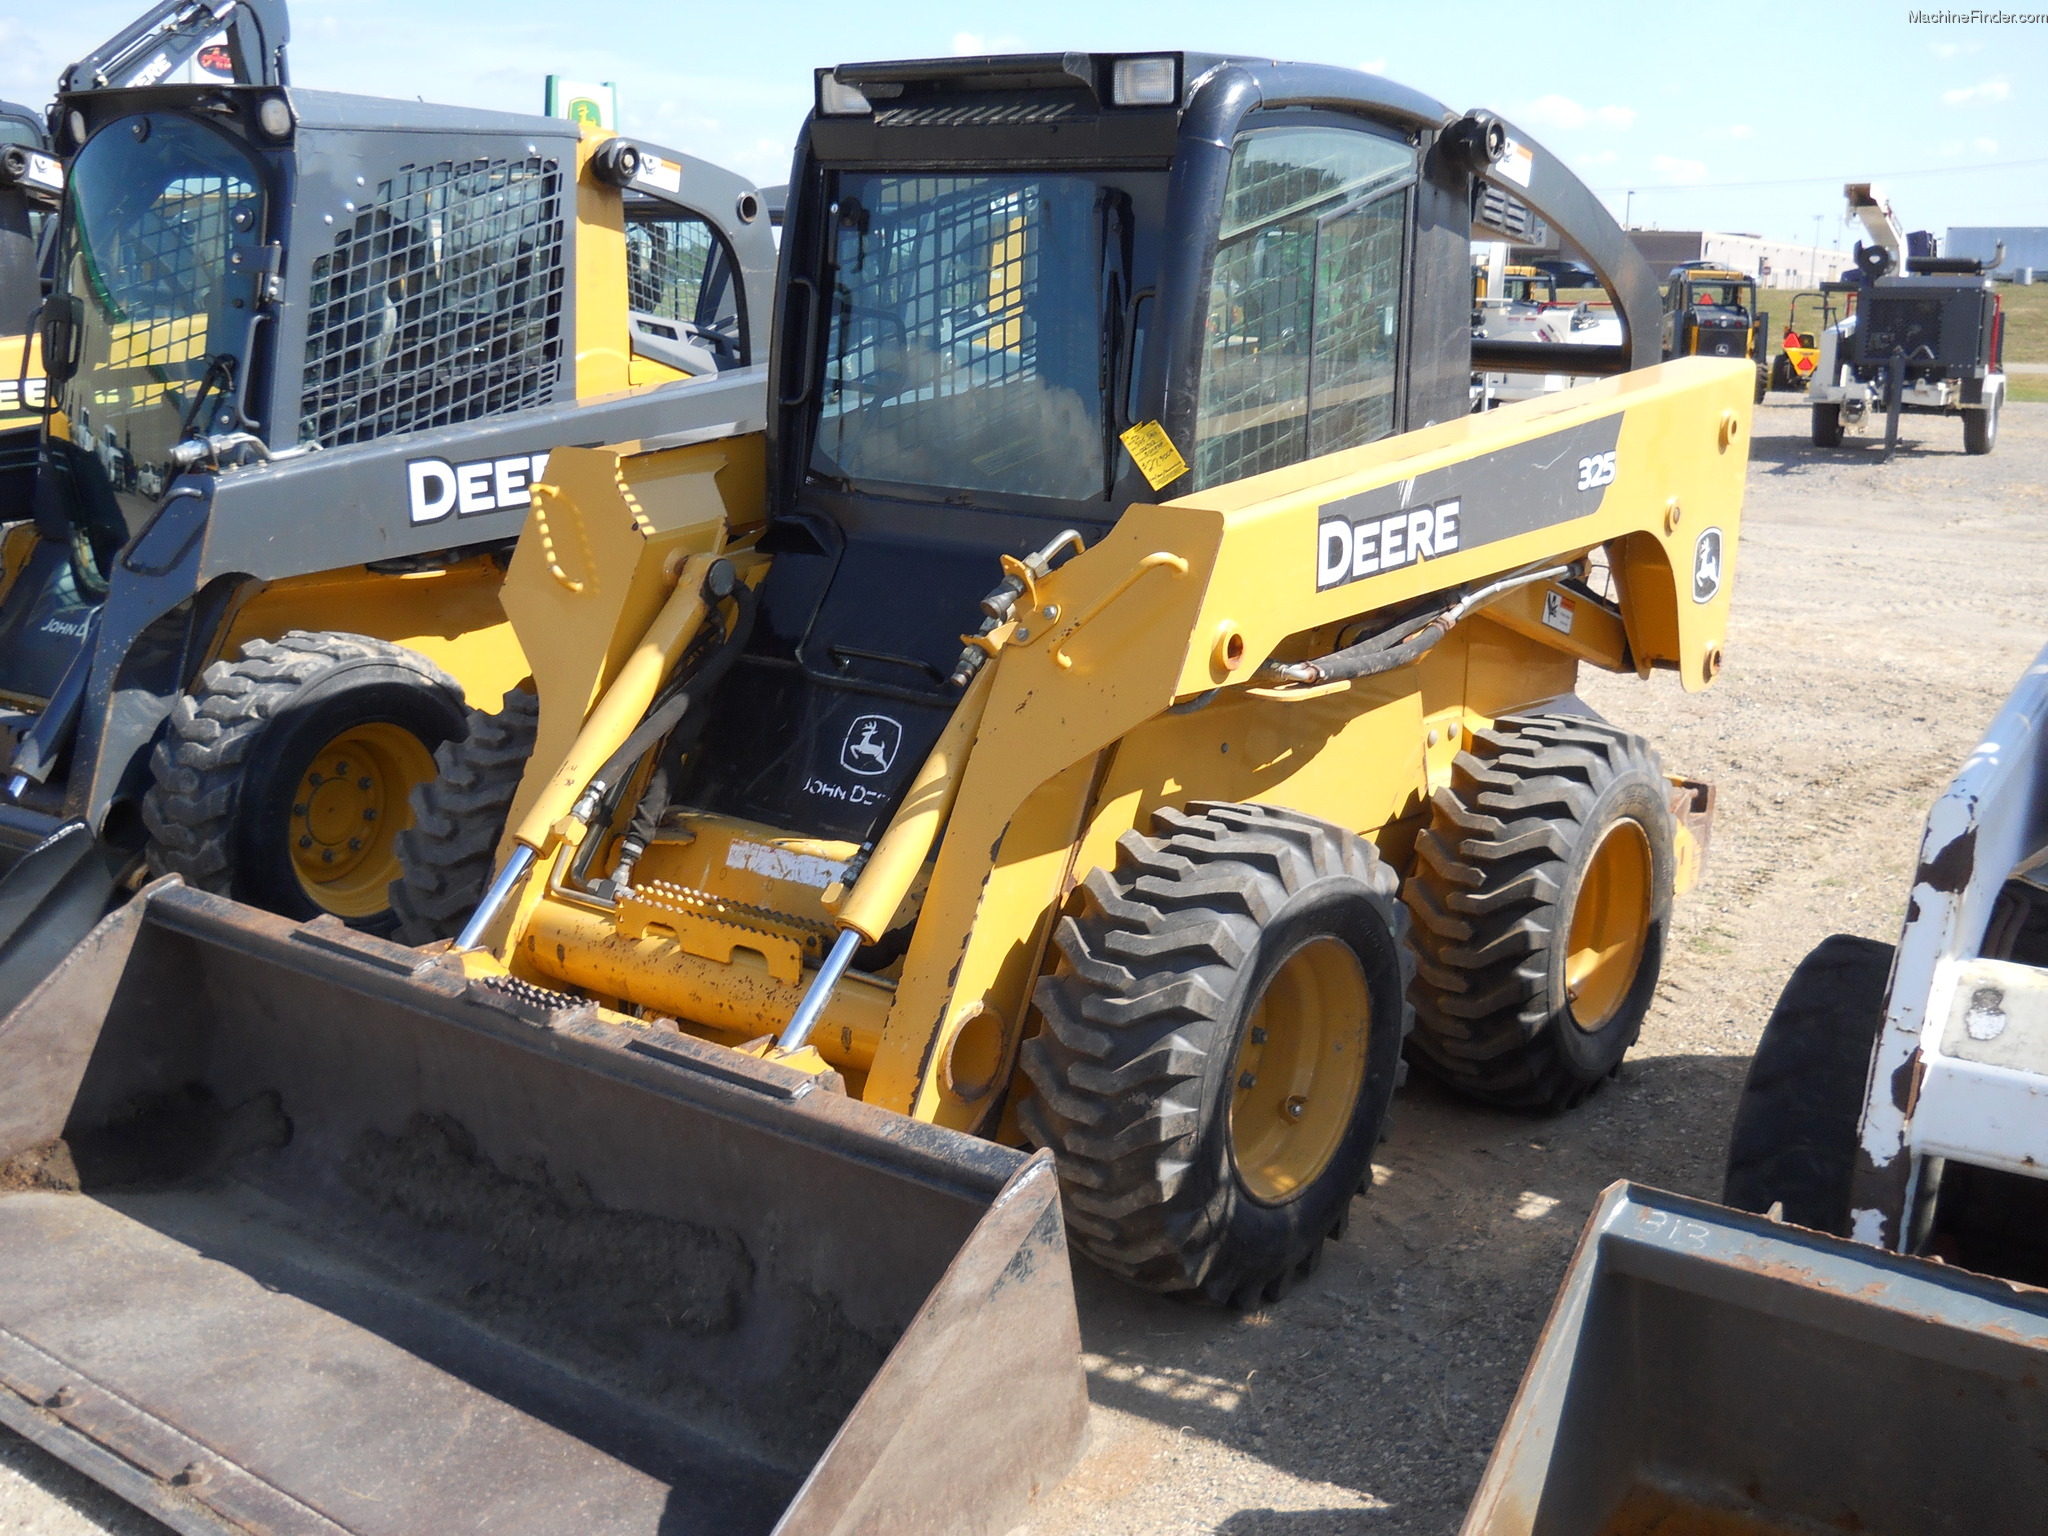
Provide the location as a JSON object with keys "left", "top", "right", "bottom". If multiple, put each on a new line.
{"left": 1464, "top": 1182, "right": 2048, "bottom": 1536}
{"left": 0, "top": 880, "right": 1087, "bottom": 1536}
{"left": 0, "top": 820, "right": 117, "bottom": 1018}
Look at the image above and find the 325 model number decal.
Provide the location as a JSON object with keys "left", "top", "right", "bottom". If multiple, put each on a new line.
{"left": 1576, "top": 451, "right": 1617, "bottom": 491}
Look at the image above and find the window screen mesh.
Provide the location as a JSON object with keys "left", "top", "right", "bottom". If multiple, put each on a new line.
{"left": 1308, "top": 196, "right": 1405, "bottom": 455}
{"left": 627, "top": 216, "right": 712, "bottom": 320}
{"left": 813, "top": 175, "right": 1106, "bottom": 502}
{"left": 299, "top": 156, "right": 566, "bottom": 447}
{"left": 106, "top": 173, "right": 253, "bottom": 374}
{"left": 1194, "top": 129, "right": 1413, "bottom": 490}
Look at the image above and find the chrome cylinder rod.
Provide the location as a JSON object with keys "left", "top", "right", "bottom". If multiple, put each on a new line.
{"left": 779, "top": 927, "right": 864, "bottom": 1052}
{"left": 455, "top": 844, "right": 538, "bottom": 953}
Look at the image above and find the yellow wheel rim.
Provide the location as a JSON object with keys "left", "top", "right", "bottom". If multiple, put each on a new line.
{"left": 286, "top": 721, "right": 437, "bottom": 919}
{"left": 1565, "top": 818, "right": 1653, "bottom": 1031}
{"left": 1229, "top": 935, "right": 1372, "bottom": 1205}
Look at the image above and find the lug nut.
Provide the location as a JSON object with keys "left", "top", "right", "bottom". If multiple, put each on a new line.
{"left": 292, "top": 803, "right": 307, "bottom": 815}
{"left": 1239, "top": 1071, "right": 1257, "bottom": 1089}
{"left": 1283, "top": 1095, "right": 1308, "bottom": 1121}
{"left": 358, "top": 777, "right": 372, "bottom": 790}
{"left": 348, "top": 837, "right": 363, "bottom": 851}
{"left": 308, "top": 773, "right": 323, "bottom": 786}
{"left": 1249, "top": 1026, "right": 1268, "bottom": 1045}
{"left": 363, "top": 808, "right": 377, "bottom": 821}
{"left": 298, "top": 835, "right": 312, "bottom": 849}
{"left": 321, "top": 849, "right": 334, "bottom": 863}
{"left": 335, "top": 760, "right": 349, "bottom": 774}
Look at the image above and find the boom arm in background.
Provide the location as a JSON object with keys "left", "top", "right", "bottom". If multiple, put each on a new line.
{"left": 57, "top": 0, "right": 290, "bottom": 97}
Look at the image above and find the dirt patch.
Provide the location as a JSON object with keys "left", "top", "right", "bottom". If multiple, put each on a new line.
{"left": 342, "top": 1112, "right": 754, "bottom": 1338}
{"left": 0, "top": 1140, "right": 80, "bottom": 1193}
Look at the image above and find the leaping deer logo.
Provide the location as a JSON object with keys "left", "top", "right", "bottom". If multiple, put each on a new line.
{"left": 840, "top": 714, "right": 903, "bottom": 777}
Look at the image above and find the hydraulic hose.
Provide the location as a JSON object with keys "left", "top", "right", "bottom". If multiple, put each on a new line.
{"left": 604, "top": 579, "right": 759, "bottom": 888}
{"left": 1259, "top": 561, "right": 1577, "bottom": 687}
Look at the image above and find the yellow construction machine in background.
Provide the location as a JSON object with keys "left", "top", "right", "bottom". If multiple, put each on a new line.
{"left": 0, "top": 51, "right": 1749, "bottom": 1536}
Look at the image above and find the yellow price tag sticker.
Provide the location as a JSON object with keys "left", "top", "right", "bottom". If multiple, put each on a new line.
{"left": 1119, "top": 420, "right": 1189, "bottom": 492}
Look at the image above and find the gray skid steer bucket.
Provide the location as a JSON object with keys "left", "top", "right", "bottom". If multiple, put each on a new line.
{"left": 0, "top": 820, "right": 118, "bottom": 1018}
{"left": 1463, "top": 1182, "right": 2048, "bottom": 1536}
{"left": 0, "top": 881, "right": 1087, "bottom": 1536}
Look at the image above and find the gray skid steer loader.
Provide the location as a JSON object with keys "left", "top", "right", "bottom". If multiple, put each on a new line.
{"left": 0, "top": 0, "right": 776, "bottom": 1010}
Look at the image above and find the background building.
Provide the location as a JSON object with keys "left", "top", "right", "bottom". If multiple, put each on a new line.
{"left": 1623, "top": 230, "right": 1854, "bottom": 288}
{"left": 1944, "top": 227, "right": 2048, "bottom": 279}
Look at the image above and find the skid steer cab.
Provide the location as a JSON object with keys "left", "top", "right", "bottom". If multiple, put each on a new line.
{"left": 0, "top": 72, "right": 775, "bottom": 1004}
{"left": 0, "top": 97, "right": 59, "bottom": 519}
{"left": 1662, "top": 263, "right": 1768, "bottom": 403}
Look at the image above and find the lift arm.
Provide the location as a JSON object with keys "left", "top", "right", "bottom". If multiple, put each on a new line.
{"left": 57, "top": 0, "right": 290, "bottom": 95}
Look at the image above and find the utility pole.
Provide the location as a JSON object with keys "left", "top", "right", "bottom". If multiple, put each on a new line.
{"left": 1625, "top": 189, "right": 1634, "bottom": 229}
{"left": 1811, "top": 214, "right": 1822, "bottom": 288}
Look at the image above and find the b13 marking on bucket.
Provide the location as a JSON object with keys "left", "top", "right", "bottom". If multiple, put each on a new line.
{"left": 1692, "top": 527, "right": 1724, "bottom": 604}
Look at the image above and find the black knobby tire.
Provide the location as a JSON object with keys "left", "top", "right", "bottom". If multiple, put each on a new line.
{"left": 1405, "top": 713, "right": 1676, "bottom": 1113}
{"left": 1812, "top": 403, "right": 1844, "bottom": 448}
{"left": 1020, "top": 802, "right": 1413, "bottom": 1307}
{"left": 388, "top": 688, "right": 541, "bottom": 944}
{"left": 142, "top": 631, "right": 467, "bottom": 932}
{"left": 1754, "top": 363, "right": 1769, "bottom": 404}
{"left": 1722, "top": 934, "right": 1892, "bottom": 1235}
{"left": 1964, "top": 391, "right": 1999, "bottom": 456}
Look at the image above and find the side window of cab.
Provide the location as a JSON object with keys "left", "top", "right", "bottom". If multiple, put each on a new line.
{"left": 625, "top": 207, "right": 747, "bottom": 377}
{"left": 1190, "top": 125, "right": 1417, "bottom": 490}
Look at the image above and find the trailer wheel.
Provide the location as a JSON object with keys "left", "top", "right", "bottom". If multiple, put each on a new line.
{"left": 1812, "top": 404, "right": 1844, "bottom": 448}
{"left": 1723, "top": 934, "right": 1892, "bottom": 1235}
{"left": 388, "top": 687, "right": 541, "bottom": 944}
{"left": 1964, "top": 391, "right": 2000, "bottom": 456}
{"left": 1021, "top": 802, "right": 1411, "bottom": 1307}
{"left": 143, "top": 632, "right": 467, "bottom": 933}
{"left": 1404, "top": 714, "right": 1675, "bottom": 1113}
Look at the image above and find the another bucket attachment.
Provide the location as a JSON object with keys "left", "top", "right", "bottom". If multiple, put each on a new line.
{"left": 0, "top": 820, "right": 116, "bottom": 1018}
{"left": 0, "top": 880, "right": 1087, "bottom": 1536}
{"left": 1464, "top": 1182, "right": 2048, "bottom": 1535}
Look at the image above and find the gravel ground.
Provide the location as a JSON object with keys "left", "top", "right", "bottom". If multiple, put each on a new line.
{"left": 3, "top": 398, "right": 2045, "bottom": 1535}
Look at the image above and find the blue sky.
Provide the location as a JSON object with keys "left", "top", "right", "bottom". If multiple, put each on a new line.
{"left": 4, "top": 1, "right": 2043, "bottom": 246}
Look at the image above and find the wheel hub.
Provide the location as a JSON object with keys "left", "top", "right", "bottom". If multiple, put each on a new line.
{"left": 1230, "top": 935, "right": 1372, "bottom": 1204}
{"left": 287, "top": 722, "right": 436, "bottom": 919}
{"left": 1565, "top": 818, "right": 1653, "bottom": 1031}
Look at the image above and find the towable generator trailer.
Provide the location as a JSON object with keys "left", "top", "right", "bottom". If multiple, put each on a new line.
{"left": 0, "top": 67, "right": 775, "bottom": 1008}
{"left": 0, "top": 50, "right": 1748, "bottom": 1536}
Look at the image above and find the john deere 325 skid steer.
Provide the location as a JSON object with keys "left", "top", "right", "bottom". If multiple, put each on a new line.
{"left": 0, "top": 51, "right": 1748, "bottom": 1536}
{"left": 0, "top": 18, "right": 775, "bottom": 1006}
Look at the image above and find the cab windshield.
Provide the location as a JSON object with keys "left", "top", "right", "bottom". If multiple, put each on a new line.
{"left": 810, "top": 171, "right": 1155, "bottom": 504}
{"left": 56, "top": 112, "right": 267, "bottom": 531}
{"left": 1690, "top": 282, "right": 1753, "bottom": 312}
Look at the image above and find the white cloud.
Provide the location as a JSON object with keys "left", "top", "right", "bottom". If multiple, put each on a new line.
{"left": 1358, "top": 57, "right": 1387, "bottom": 75}
{"left": 1651, "top": 155, "right": 1709, "bottom": 185}
{"left": 1575, "top": 150, "right": 1620, "bottom": 168}
{"left": 1726, "top": 123, "right": 1754, "bottom": 139}
{"left": 1976, "top": 137, "right": 2001, "bottom": 154}
{"left": 1932, "top": 41, "right": 1981, "bottom": 57}
{"left": 952, "top": 31, "right": 1023, "bottom": 55}
{"left": 1943, "top": 79, "right": 2011, "bottom": 104}
{"left": 1523, "top": 94, "right": 1637, "bottom": 132}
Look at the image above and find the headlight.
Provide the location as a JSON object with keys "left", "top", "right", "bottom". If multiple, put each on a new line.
{"left": 1110, "top": 56, "right": 1177, "bottom": 107}
{"left": 66, "top": 109, "right": 87, "bottom": 148}
{"left": 256, "top": 95, "right": 294, "bottom": 140}
{"left": 817, "top": 72, "right": 872, "bottom": 117}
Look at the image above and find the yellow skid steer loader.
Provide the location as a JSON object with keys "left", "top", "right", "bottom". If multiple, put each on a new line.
{"left": 0, "top": 52, "right": 1748, "bottom": 1536}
